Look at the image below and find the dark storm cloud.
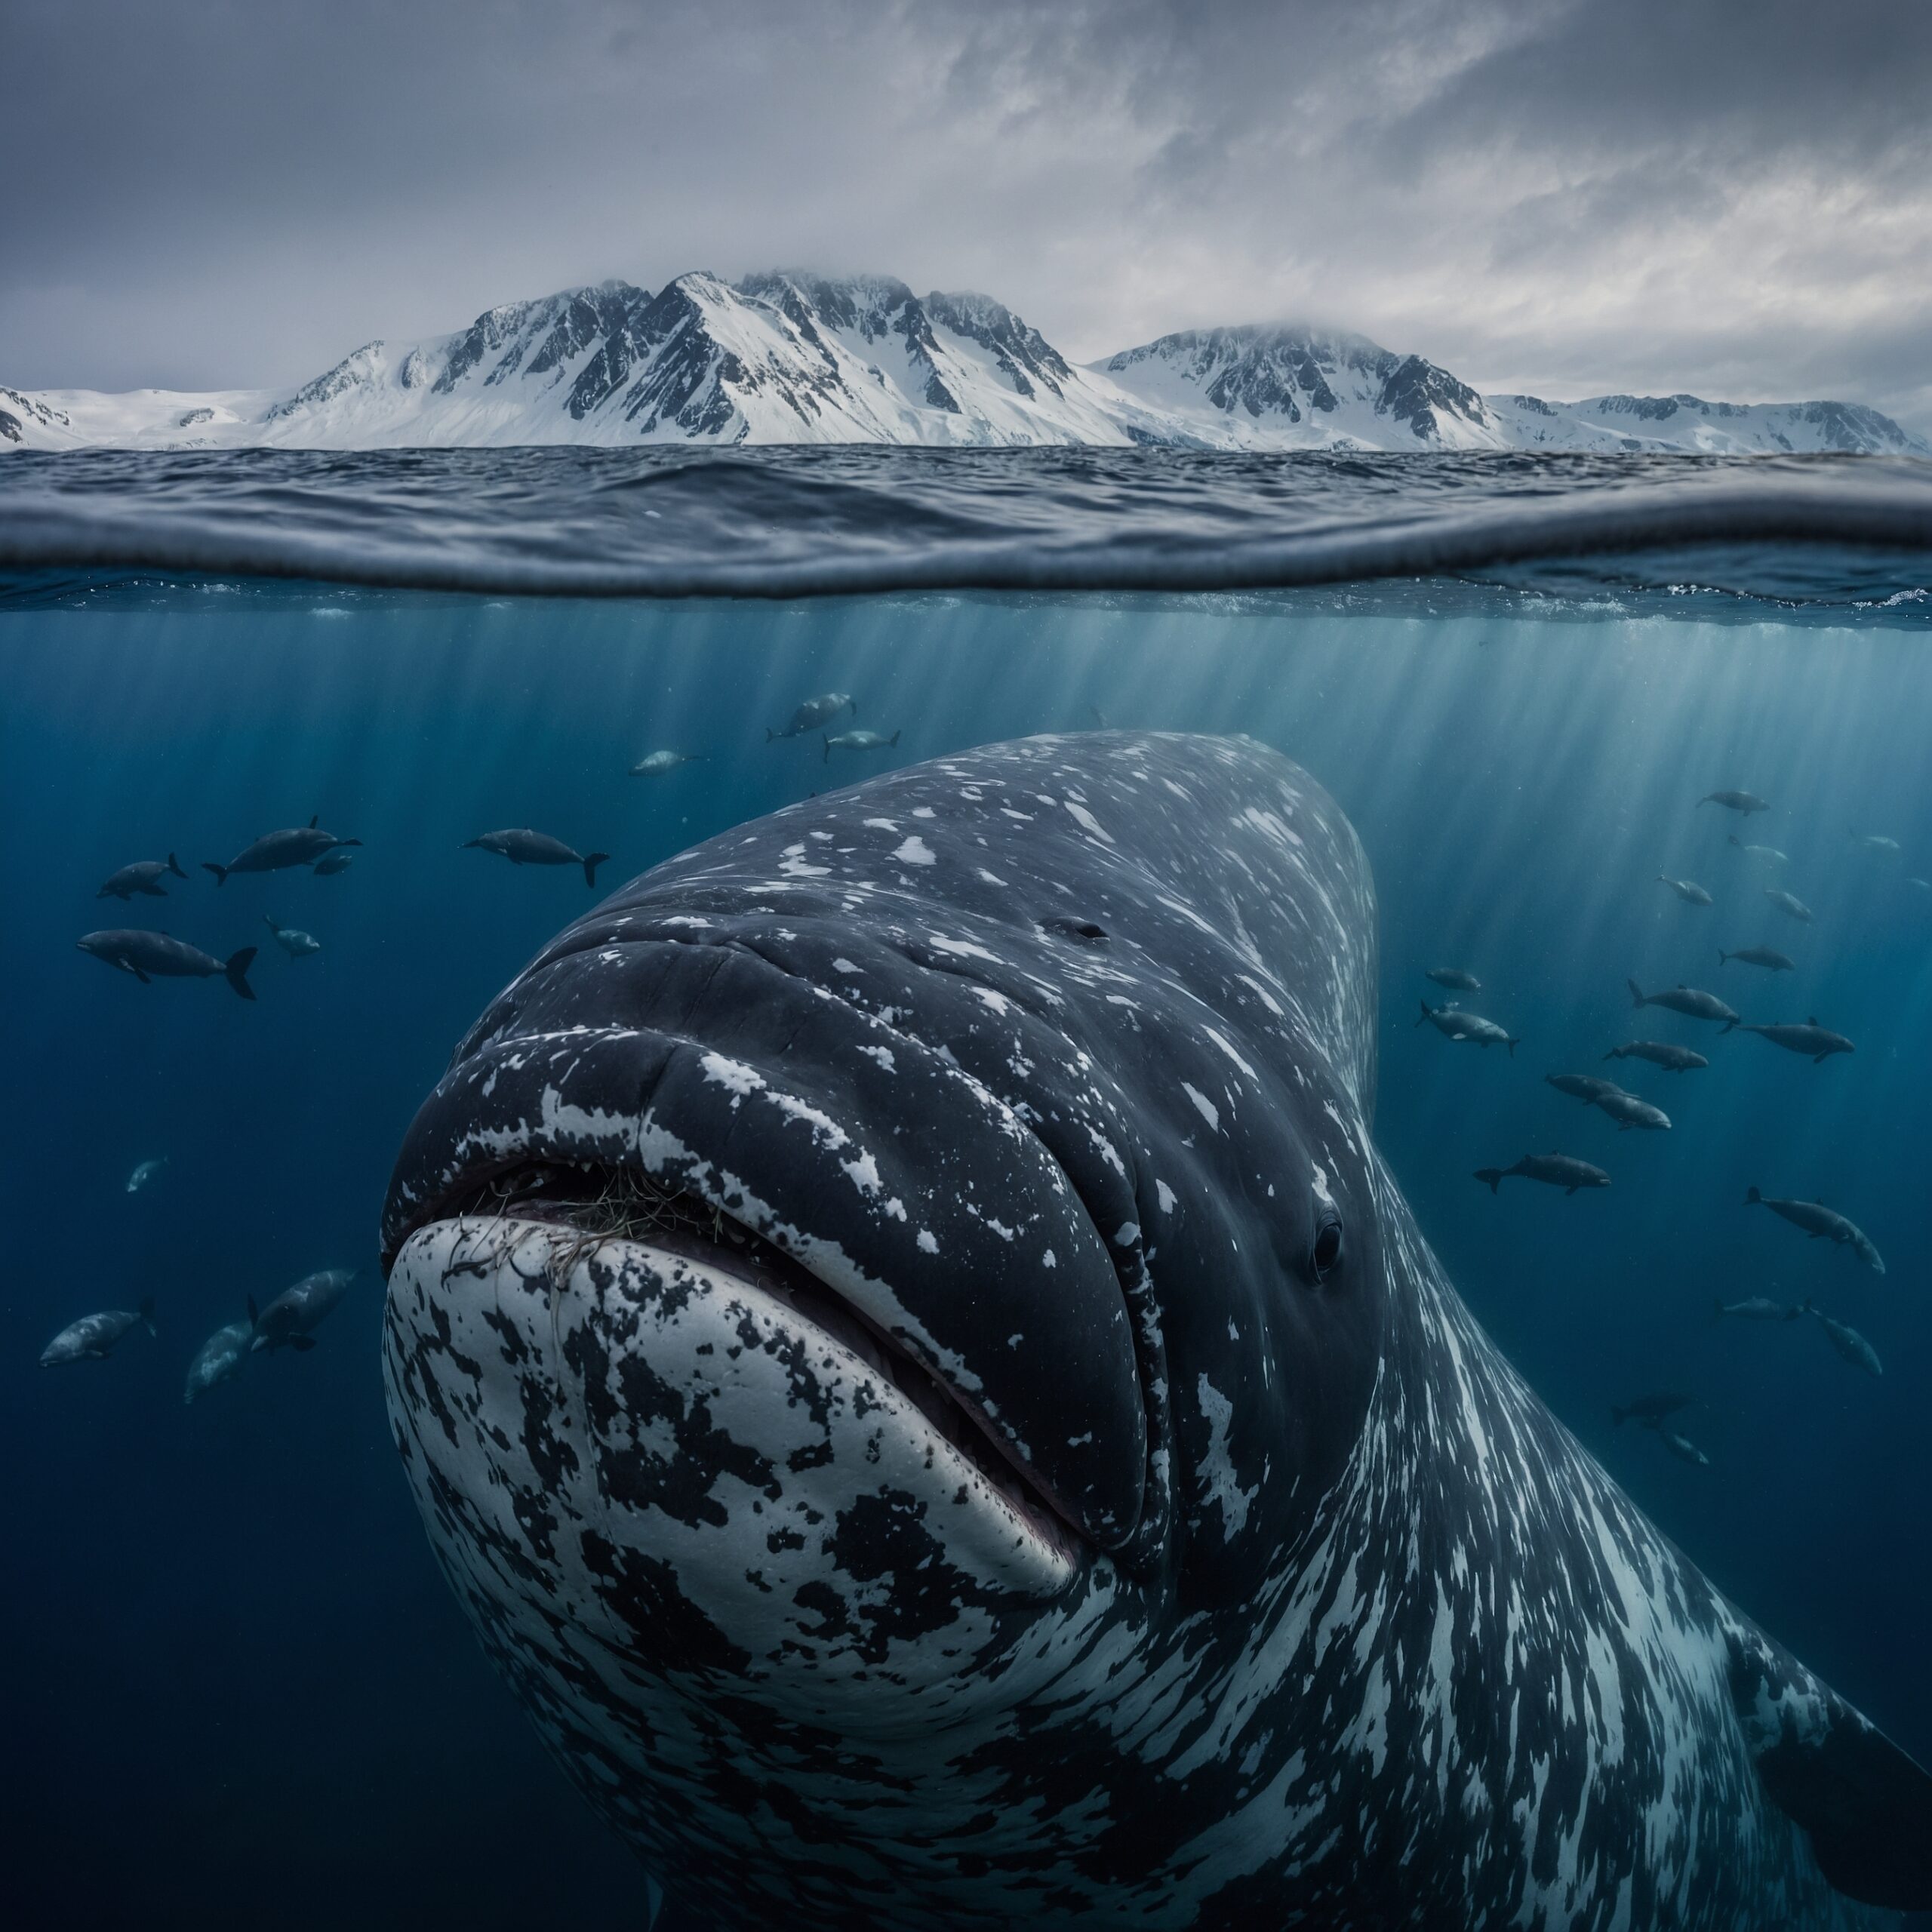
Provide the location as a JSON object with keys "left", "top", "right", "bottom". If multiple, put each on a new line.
{"left": 4, "top": 0, "right": 1928, "bottom": 427}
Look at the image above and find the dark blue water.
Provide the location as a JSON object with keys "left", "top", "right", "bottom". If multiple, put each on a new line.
{"left": 4, "top": 451, "right": 1931, "bottom": 1929}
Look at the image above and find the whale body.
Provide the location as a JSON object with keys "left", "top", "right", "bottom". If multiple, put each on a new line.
{"left": 380, "top": 734, "right": 1931, "bottom": 1929}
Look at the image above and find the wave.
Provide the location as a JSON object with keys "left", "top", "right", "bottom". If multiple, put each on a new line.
{"left": 2, "top": 447, "right": 1930, "bottom": 610}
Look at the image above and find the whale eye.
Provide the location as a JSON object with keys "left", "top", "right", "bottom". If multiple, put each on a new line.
{"left": 1309, "top": 1214, "right": 1344, "bottom": 1283}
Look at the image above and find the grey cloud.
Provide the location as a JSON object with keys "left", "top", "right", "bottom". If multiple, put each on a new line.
{"left": 2, "top": 0, "right": 1927, "bottom": 429}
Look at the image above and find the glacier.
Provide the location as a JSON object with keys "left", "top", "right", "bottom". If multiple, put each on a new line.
{"left": 3, "top": 270, "right": 1924, "bottom": 457}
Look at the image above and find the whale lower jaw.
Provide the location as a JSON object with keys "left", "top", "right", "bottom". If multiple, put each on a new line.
{"left": 383, "top": 1215, "right": 1080, "bottom": 1732}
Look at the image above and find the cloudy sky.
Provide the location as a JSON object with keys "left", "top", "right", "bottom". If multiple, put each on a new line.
{"left": 6, "top": 0, "right": 1929, "bottom": 425}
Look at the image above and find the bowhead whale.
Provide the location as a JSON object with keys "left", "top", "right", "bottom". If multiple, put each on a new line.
{"left": 380, "top": 734, "right": 1930, "bottom": 1929}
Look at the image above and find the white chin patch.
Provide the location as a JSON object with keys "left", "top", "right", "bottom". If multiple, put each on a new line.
{"left": 383, "top": 1216, "right": 1076, "bottom": 1727}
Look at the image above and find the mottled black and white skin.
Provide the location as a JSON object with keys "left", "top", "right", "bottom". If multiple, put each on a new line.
{"left": 380, "top": 734, "right": 1932, "bottom": 1930}
{"left": 464, "top": 829, "right": 610, "bottom": 888}
{"left": 183, "top": 1318, "right": 253, "bottom": 1402}
{"left": 42, "top": 1299, "right": 155, "bottom": 1367}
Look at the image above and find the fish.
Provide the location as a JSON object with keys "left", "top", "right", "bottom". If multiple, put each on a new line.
{"left": 1727, "top": 835, "right": 1789, "bottom": 866}
{"left": 1545, "top": 1072, "right": 1624, "bottom": 1104}
{"left": 312, "top": 848, "right": 355, "bottom": 876}
{"left": 1719, "top": 945, "right": 1795, "bottom": 972}
{"left": 1474, "top": 1152, "right": 1611, "bottom": 1194}
{"left": 1659, "top": 875, "right": 1713, "bottom": 905}
{"left": 248, "top": 1269, "right": 355, "bottom": 1352}
{"left": 97, "top": 854, "right": 187, "bottom": 900}
{"left": 1700, "top": 789, "right": 1770, "bottom": 815}
{"left": 1595, "top": 1090, "right": 1671, "bottom": 1131}
{"left": 1611, "top": 1390, "right": 1696, "bottom": 1427}
{"left": 183, "top": 1318, "right": 254, "bottom": 1404}
{"left": 463, "top": 829, "right": 610, "bottom": 888}
{"left": 377, "top": 734, "right": 1932, "bottom": 1926}
{"left": 1653, "top": 1428, "right": 1712, "bottom": 1467}
{"left": 1714, "top": 1297, "right": 1803, "bottom": 1322}
{"left": 1417, "top": 1001, "right": 1518, "bottom": 1054}
{"left": 1425, "top": 967, "right": 1481, "bottom": 991}
{"left": 40, "top": 1299, "right": 156, "bottom": 1367}
{"left": 1804, "top": 1304, "right": 1884, "bottom": 1377}
{"left": 204, "top": 816, "right": 360, "bottom": 884}
{"left": 767, "top": 691, "right": 855, "bottom": 740}
{"left": 629, "top": 749, "right": 709, "bottom": 777}
{"left": 77, "top": 930, "right": 257, "bottom": 1000}
{"left": 1627, "top": 980, "right": 1738, "bottom": 1026}
{"left": 1744, "top": 1187, "right": 1884, "bottom": 1272}
{"left": 1906, "top": 876, "right": 1930, "bottom": 892}
{"left": 1734, "top": 1019, "right": 1854, "bottom": 1063}
{"left": 823, "top": 728, "right": 902, "bottom": 762}
{"left": 1850, "top": 833, "right": 1901, "bottom": 857}
{"left": 1602, "top": 1039, "right": 1709, "bottom": 1072}
{"left": 125, "top": 1157, "right": 168, "bottom": 1193}
{"left": 1765, "top": 888, "right": 1815, "bottom": 923}
{"left": 263, "top": 914, "right": 321, "bottom": 958}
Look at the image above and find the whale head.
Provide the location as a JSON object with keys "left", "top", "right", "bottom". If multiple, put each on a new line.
{"left": 380, "top": 734, "right": 1402, "bottom": 1921}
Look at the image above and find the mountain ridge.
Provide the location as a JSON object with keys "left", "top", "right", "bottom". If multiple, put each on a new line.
{"left": 4, "top": 271, "right": 1924, "bottom": 457}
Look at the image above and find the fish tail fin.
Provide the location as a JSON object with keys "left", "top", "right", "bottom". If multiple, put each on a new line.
{"left": 1601, "top": 1048, "right": 1619, "bottom": 1060}
{"left": 765, "top": 727, "right": 776, "bottom": 742}
{"left": 1506, "top": 1036, "right": 1518, "bottom": 1057}
{"left": 1416, "top": 1001, "right": 1432, "bottom": 1026}
{"left": 1711, "top": 1298, "right": 1725, "bottom": 1321}
{"left": 1721, "top": 1018, "right": 1737, "bottom": 1034}
{"left": 889, "top": 730, "right": 900, "bottom": 746}
{"left": 166, "top": 852, "right": 185, "bottom": 878}
{"left": 1473, "top": 1168, "right": 1503, "bottom": 1193}
{"left": 583, "top": 854, "right": 610, "bottom": 888}
{"left": 341, "top": 838, "right": 363, "bottom": 849}
{"left": 1627, "top": 978, "right": 1645, "bottom": 1006}
{"left": 1719, "top": 950, "right": 1730, "bottom": 966}
{"left": 202, "top": 863, "right": 227, "bottom": 885}
{"left": 225, "top": 947, "right": 257, "bottom": 1001}
{"left": 139, "top": 1296, "right": 157, "bottom": 1336}
{"left": 822, "top": 736, "right": 831, "bottom": 763}
{"left": 1783, "top": 1303, "right": 1803, "bottom": 1321}
{"left": 264, "top": 914, "right": 278, "bottom": 933}
{"left": 309, "top": 814, "right": 318, "bottom": 828}
{"left": 1745, "top": 1185, "right": 1761, "bottom": 1205}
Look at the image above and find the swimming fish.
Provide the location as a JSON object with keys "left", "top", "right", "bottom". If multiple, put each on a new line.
{"left": 823, "top": 728, "right": 902, "bottom": 762}
{"left": 768, "top": 692, "right": 855, "bottom": 740}
{"left": 1425, "top": 967, "right": 1481, "bottom": 991}
{"left": 1719, "top": 945, "right": 1795, "bottom": 972}
{"left": 263, "top": 915, "right": 321, "bottom": 958}
{"left": 78, "top": 930, "right": 257, "bottom": 1000}
{"left": 183, "top": 1318, "right": 254, "bottom": 1404}
{"left": 463, "top": 829, "right": 610, "bottom": 888}
{"left": 249, "top": 1269, "right": 355, "bottom": 1352}
{"left": 1764, "top": 888, "right": 1814, "bottom": 923}
{"left": 40, "top": 1299, "right": 157, "bottom": 1367}
{"left": 97, "top": 854, "right": 187, "bottom": 900}
{"left": 1734, "top": 1020, "right": 1854, "bottom": 1063}
{"left": 1603, "top": 1040, "right": 1709, "bottom": 1072}
{"left": 1474, "top": 1152, "right": 1611, "bottom": 1195}
{"left": 1417, "top": 1002, "right": 1518, "bottom": 1054}
{"left": 1804, "top": 1304, "right": 1883, "bottom": 1377}
{"left": 1658, "top": 875, "right": 1713, "bottom": 906}
{"left": 205, "top": 817, "right": 360, "bottom": 883}
{"left": 312, "top": 848, "right": 355, "bottom": 876}
{"left": 1727, "top": 835, "right": 1789, "bottom": 866}
{"left": 1627, "top": 980, "right": 1737, "bottom": 1026}
{"left": 1700, "top": 789, "right": 1770, "bottom": 815}
{"left": 629, "top": 749, "right": 709, "bottom": 777}
{"left": 1595, "top": 1091, "right": 1671, "bottom": 1132}
{"left": 1652, "top": 1427, "right": 1712, "bottom": 1467}
{"left": 1714, "top": 1297, "right": 1803, "bottom": 1322}
{"left": 1545, "top": 1072, "right": 1623, "bottom": 1104}
{"left": 1850, "top": 833, "right": 1901, "bottom": 857}
{"left": 1745, "top": 1187, "right": 1884, "bottom": 1272}
{"left": 125, "top": 1157, "right": 168, "bottom": 1193}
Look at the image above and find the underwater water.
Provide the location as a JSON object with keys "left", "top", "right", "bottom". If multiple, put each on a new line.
{"left": 3, "top": 452, "right": 1931, "bottom": 1930}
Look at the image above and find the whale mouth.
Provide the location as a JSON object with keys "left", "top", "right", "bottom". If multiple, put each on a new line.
{"left": 439, "top": 1159, "right": 1091, "bottom": 1562}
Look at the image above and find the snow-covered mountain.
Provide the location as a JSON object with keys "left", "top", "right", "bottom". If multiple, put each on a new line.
{"left": 4, "top": 272, "right": 1924, "bottom": 456}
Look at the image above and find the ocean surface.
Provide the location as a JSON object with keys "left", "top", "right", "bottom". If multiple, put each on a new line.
{"left": 4, "top": 449, "right": 1930, "bottom": 1930}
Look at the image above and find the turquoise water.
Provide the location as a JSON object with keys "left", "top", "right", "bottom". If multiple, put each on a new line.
{"left": 5, "top": 497, "right": 1932, "bottom": 1926}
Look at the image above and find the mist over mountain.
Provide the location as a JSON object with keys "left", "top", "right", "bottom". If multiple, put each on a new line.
{"left": 5, "top": 270, "right": 1923, "bottom": 457}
